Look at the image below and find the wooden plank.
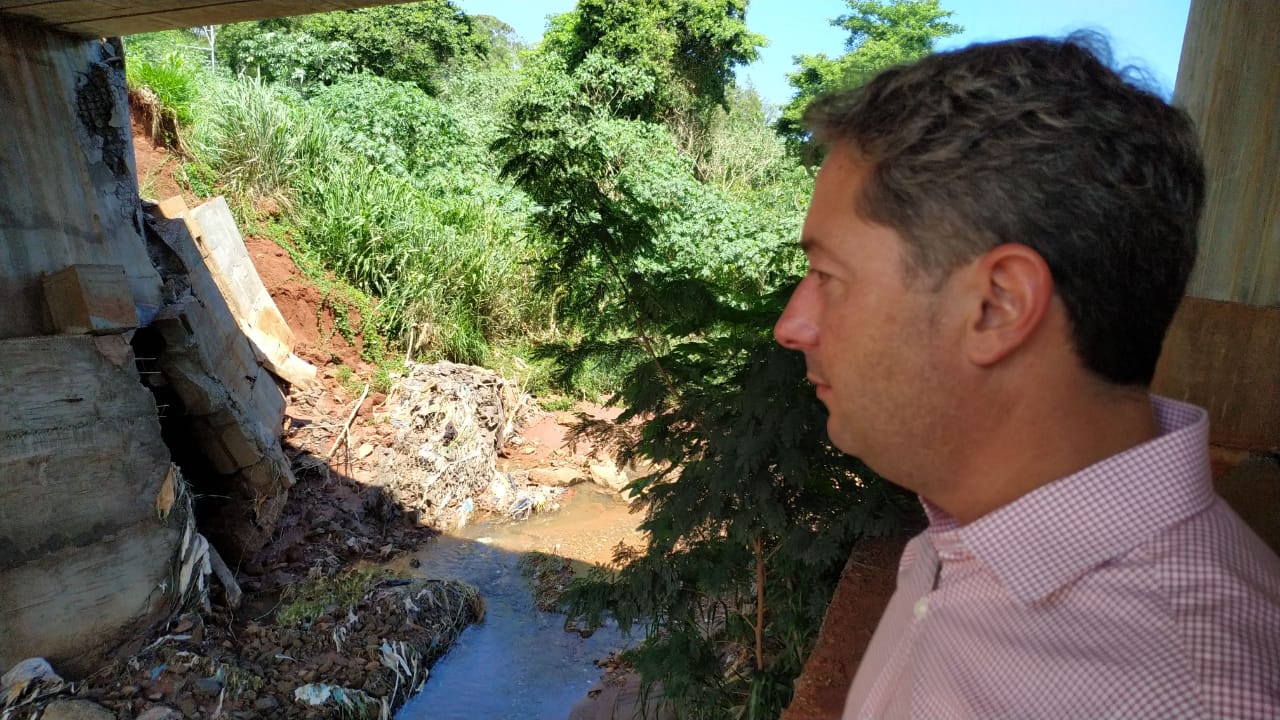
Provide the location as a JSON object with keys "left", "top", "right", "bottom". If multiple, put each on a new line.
{"left": 1152, "top": 297, "right": 1280, "bottom": 452}
{"left": 1175, "top": 0, "right": 1280, "bottom": 305}
{"left": 0, "top": 336, "right": 170, "bottom": 568}
{"left": 42, "top": 264, "right": 138, "bottom": 334}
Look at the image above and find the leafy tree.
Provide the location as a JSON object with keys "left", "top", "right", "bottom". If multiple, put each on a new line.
{"left": 777, "top": 0, "right": 962, "bottom": 148}
{"left": 308, "top": 74, "right": 478, "bottom": 175}
{"left": 471, "top": 14, "right": 523, "bottom": 69}
{"left": 216, "top": 28, "right": 357, "bottom": 86}
{"left": 541, "top": 0, "right": 765, "bottom": 144}
{"left": 300, "top": 1, "right": 491, "bottom": 89}
{"left": 215, "top": 1, "right": 494, "bottom": 92}
{"left": 495, "top": 35, "right": 915, "bottom": 719}
{"left": 695, "top": 86, "right": 792, "bottom": 193}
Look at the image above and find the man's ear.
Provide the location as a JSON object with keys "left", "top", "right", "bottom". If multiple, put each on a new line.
{"left": 962, "top": 244, "right": 1054, "bottom": 367}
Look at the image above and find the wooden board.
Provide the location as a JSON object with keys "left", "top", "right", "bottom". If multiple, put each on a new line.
{"left": 1176, "top": 0, "right": 1280, "bottom": 305}
{"left": 0, "top": 335, "right": 170, "bottom": 568}
{"left": 1152, "top": 297, "right": 1280, "bottom": 452}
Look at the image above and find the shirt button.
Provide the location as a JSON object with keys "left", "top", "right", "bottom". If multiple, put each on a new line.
{"left": 913, "top": 597, "right": 930, "bottom": 621}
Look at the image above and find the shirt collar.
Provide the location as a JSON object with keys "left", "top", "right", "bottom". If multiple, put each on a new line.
{"left": 924, "top": 395, "right": 1215, "bottom": 606}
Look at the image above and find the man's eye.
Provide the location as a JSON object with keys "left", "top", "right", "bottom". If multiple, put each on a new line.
{"left": 809, "top": 269, "right": 832, "bottom": 283}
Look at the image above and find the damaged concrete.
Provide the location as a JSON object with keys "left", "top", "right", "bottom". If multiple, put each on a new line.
{"left": 0, "top": 21, "right": 163, "bottom": 339}
{"left": 0, "top": 336, "right": 182, "bottom": 674}
{"left": 0, "top": 19, "right": 297, "bottom": 676}
{"left": 139, "top": 207, "right": 296, "bottom": 563}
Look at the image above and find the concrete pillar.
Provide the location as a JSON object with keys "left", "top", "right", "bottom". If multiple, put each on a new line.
{"left": 1153, "top": 0, "right": 1280, "bottom": 552}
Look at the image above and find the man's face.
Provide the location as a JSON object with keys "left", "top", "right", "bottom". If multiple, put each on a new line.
{"left": 774, "top": 145, "right": 961, "bottom": 478}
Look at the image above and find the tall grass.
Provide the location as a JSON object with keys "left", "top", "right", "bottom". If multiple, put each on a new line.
{"left": 189, "top": 77, "right": 332, "bottom": 203}
{"left": 187, "top": 75, "right": 546, "bottom": 365}
{"left": 126, "top": 52, "right": 199, "bottom": 125}
{"left": 294, "top": 166, "right": 542, "bottom": 364}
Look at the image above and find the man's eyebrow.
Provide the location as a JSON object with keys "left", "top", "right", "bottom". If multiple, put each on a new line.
{"left": 800, "top": 236, "right": 817, "bottom": 252}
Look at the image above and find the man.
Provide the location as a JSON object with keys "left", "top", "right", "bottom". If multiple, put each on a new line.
{"left": 774, "top": 34, "right": 1280, "bottom": 719}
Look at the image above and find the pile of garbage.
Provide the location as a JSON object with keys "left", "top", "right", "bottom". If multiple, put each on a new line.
{"left": 374, "top": 362, "right": 566, "bottom": 527}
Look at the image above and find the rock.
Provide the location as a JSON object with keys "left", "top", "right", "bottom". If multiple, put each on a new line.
{"left": 528, "top": 466, "right": 585, "bottom": 487}
{"left": 589, "top": 462, "right": 631, "bottom": 492}
{"left": 357, "top": 443, "right": 374, "bottom": 459}
{"left": 41, "top": 699, "right": 117, "bottom": 720}
{"left": 136, "top": 707, "right": 182, "bottom": 720}
{"left": 254, "top": 696, "right": 279, "bottom": 711}
{"left": 193, "top": 676, "right": 223, "bottom": 697}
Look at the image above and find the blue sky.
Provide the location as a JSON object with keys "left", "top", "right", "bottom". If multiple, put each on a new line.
{"left": 457, "top": 0, "right": 1191, "bottom": 107}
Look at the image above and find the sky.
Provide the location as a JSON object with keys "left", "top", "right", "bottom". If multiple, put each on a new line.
{"left": 456, "top": 0, "right": 1192, "bottom": 107}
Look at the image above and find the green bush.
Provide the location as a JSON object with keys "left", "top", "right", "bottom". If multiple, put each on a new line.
{"left": 308, "top": 74, "right": 479, "bottom": 175}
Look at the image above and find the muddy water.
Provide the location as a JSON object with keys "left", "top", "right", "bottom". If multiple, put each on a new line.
{"left": 395, "top": 485, "right": 643, "bottom": 720}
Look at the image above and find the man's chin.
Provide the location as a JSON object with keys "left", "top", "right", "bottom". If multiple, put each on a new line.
{"left": 824, "top": 420, "right": 858, "bottom": 456}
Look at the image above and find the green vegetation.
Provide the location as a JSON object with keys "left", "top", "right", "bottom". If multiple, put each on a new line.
{"left": 124, "top": 2, "right": 952, "bottom": 716}
{"left": 125, "top": 51, "right": 200, "bottom": 126}
{"left": 277, "top": 567, "right": 393, "bottom": 626}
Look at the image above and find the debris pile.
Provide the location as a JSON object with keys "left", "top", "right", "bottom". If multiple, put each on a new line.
{"left": 2, "top": 578, "right": 483, "bottom": 720}
{"left": 373, "top": 362, "right": 567, "bottom": 527}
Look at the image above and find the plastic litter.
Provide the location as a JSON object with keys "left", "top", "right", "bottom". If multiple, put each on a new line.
{"left": 1, "top": 657, "right": 64, "bottom": 709}
{"left": 374, "top": 362, "right": 565, "bottom": 526}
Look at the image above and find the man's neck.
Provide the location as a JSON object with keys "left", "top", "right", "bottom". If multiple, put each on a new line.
{"left": 922, "top": 382, "right": 1158, "bottom": 525}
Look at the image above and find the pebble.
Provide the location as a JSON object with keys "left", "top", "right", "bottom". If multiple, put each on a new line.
{"left": 40, "top": 699, "right": 116, "bottom": 720}
{"left": 136, "top": 707, "right": 182, "bottom": 720}
{"left": 192, "top": 677, "right": 223, "bottom": 697}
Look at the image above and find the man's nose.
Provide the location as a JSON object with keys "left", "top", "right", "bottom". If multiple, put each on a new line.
{"left": 774, "top": 280, "right": 818, "bottom": 350}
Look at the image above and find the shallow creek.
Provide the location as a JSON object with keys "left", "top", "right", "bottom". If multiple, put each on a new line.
{"left": 395, "top": 484, "right": 644, "bottom": 720}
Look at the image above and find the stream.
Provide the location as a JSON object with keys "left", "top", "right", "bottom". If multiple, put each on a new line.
{"left": 395, "top": 484, "right": 641, "bottom": 720}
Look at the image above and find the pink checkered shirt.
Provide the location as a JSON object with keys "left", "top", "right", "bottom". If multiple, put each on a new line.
{"left": 844, "top": 396, "right": 1280, "bottom": 719}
